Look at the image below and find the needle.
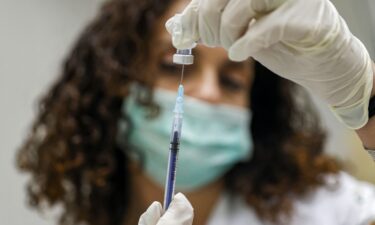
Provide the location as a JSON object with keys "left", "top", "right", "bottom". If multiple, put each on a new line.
{"left": 179, "top": 64, "right": 185, "bottom": 85}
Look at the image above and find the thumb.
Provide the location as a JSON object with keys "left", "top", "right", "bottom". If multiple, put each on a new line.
{"left": 157, "top": 193, "right": 194, "bottom": 225}
{"left": 251, "top": 0, "right": 287, "bottom": 13}
{"left": 138, "top": 201, "right": 163, "bottom": 225}
{"left": 228, "top": 5, "right": 288, "bottom": 61}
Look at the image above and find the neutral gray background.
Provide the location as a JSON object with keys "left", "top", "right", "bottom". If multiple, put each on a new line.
{"left": 1, "top": 0, "right": 375, "bottom": 224}
{"left": 0, "top": 0, "right": 103, "bottom": 224}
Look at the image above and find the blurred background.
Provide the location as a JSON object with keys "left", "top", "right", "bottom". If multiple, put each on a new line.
{"left": 0, "top": 0, "right": 375, "bottom": 224}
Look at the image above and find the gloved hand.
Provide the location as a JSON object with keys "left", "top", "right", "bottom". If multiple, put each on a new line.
{"left": 166, "top": 0, "right": 374, "bottom": 129}
{"left": 138, "top": 193, "right": 194, "bottom": 225}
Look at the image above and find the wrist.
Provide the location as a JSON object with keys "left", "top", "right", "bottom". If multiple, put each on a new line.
{"left": 331, "top": 58, "right": 374, "bottom": 129}
{"left": 356, "top": 62, "right": 375, "bottom": 150}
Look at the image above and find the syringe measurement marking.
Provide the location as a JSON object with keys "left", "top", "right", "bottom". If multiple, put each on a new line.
{"left": 165, "top": 131, "right": 179, "bottom": 210}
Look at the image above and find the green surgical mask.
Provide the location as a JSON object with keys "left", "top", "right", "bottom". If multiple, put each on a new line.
{"left": 117, "top": 86, "right": 253, "bottom": 191}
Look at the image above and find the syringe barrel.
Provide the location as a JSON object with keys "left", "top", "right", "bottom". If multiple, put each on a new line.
{"left": 163, "top": 134, "right": 179, "bottom": 211}
{"left": 170, "top": 113, "right": 183, "bottom": 142}
{"left": 163, "top": 84, "right": 185, "bottom": 211}
{"left": 163, "top": 114, "right": 183, "bottom": 211}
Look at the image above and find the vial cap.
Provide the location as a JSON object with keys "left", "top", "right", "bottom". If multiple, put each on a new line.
{"left": 173, "top": 54, "right": 194, "bottom": 65}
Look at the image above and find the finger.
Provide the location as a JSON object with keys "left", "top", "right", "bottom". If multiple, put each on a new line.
{"left": 229, "top": 0, "right": 328, "bottom": 61}
{"left": 251, "top": 0, "right": 287, "bottom": 13}
{"left": 228, "top": 1, "right": 295, "bottom": 61}
{"left": 220, "top": 0, "right": 254, "bottom": 49}
{"left": 228, "top": 18, "right": 280, "bottom": 61}
{"left": 158, "top": 193, "right": 194, "bottom": 225}
{"left": 138, "top": 201, "right": 163, "bottom": 225}
{"left": 198, "top": 0, "right": 230, "bottom": 47}
{"left": 165, "top": 0, "right": 200, "bottom": 49}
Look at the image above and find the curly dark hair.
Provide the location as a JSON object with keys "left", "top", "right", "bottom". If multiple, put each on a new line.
{"left": 17, "top": 0, "right": 339, "bottom": 224}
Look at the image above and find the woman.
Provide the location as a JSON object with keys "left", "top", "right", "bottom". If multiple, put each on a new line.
{"left": 17, "top": 0, "right": 375, "bottom": 225}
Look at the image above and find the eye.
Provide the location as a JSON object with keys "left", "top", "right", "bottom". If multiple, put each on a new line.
{"left": 219, "top": 73, "right": 247, "bottom": 92}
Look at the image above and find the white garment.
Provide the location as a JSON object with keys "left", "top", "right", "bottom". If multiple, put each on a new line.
{"left": 207, "top": 172, "right": 375, "bottom": 225}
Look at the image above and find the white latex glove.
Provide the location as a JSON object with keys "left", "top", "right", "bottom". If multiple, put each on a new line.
{"left": 138, "top": 193, "right": 194, "bottom": 225}
{"left": 166, "top": 0, "right": 374, "bottom": 129}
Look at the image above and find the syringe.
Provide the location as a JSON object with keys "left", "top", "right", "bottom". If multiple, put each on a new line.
{"left": 163, "top": 49, "right": 193, "bottom": 211}
{"left": 163, "top": 84, "right": 184, "bottom": 211}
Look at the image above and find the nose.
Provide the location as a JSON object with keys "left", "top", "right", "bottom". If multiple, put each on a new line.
{"left": 185, "top": 66, "right": 222, "bottom": 104}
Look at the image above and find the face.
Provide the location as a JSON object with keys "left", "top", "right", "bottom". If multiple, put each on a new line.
{"left": 149, "top": 1, "right": 254, "bottom": 108}
{"left": 126, "top": 1, "right": 255, "bottom": 207}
